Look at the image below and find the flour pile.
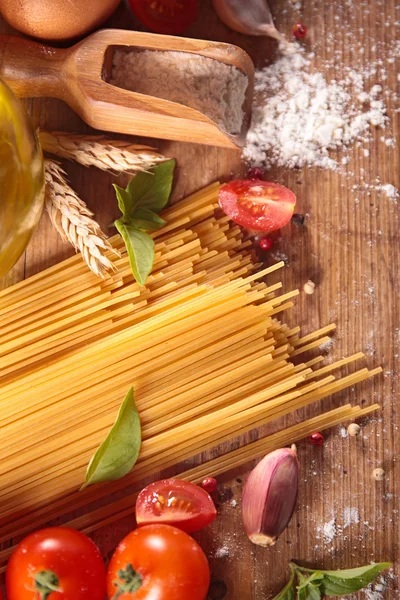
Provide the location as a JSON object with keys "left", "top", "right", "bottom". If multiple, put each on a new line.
{"left": 244, "top": 43, "right": 389, "bottom": 170}
{"left": 111, "top": 49, "right": 248, "bottom": 135}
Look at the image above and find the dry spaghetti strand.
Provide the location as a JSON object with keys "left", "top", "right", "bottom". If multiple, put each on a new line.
{"left": 0, "top": 182, "right": 381, "bottom": 558}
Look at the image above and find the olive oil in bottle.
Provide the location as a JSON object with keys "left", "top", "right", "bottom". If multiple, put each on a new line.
{"left": 0, "top": 78, "right": 44, "bottom": 279}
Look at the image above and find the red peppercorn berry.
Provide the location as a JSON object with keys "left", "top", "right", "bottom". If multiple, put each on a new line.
{"left": 259, "top": 237, "right": 273, "bottom": 251}
{"left": 293, "top": 22, "right": 308, "bottom": 39}
{"left": 201, "top": 477, "right": 218, "bottom": 494}
{"left": 309, "top": 432, "right": 324, "bottom": 447}
{"left": 247, "top": 167, "right": 264, "bottom": 180}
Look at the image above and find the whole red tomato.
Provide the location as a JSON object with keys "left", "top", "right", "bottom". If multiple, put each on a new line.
{"left": 128, "top": 0, "right": 198, "bottom": 35}
{"left": 6, "top": 527, "right": 106, "bottom": 600}
{"left": 107, "top": 524, "right": 210, "bottom": 600}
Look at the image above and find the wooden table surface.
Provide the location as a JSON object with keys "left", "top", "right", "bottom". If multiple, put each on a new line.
{"left": 1, "top": 1, "right": 399, "bottom": 598}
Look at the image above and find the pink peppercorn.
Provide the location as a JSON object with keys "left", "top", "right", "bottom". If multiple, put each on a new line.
{"left": 259, "top": 237, "right": 274, "bottom": 251}
{"left": 293, "top": 22, "right": 308, "bottom": 39}
{"left": 201, "top": 477, "right": 218, "bottom": 493}
{"left": 247, "top": 167, "right": 264, "bottom": 180}
{"left": 309, "top": 432, "right": 324, "bottom": 447}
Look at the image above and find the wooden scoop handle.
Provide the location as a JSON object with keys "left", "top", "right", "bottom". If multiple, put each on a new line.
{"left": 0, "top": 35, "right": 69, "bottom": 99}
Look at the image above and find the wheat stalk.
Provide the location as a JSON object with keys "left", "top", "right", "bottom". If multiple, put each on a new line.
{"left": 44, "top": 159, "right": 119, "bottom": 278}
{"left": 39, "top": 131, "right": 166, "bottom": 175}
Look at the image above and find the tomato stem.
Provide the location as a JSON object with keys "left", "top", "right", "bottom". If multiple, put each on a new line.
{"left": 112, "top": 564, "right": 143, "bottom": 599}
{"left": 34, "top": 570, "right": 61, "bottom": 600}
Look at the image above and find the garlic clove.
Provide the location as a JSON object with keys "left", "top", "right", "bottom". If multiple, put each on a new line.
{"left": 212, "top": 0, "right": 286, "bottom": 43}
{"left": 242, "top": 445, "right": 298, "bottom": 546}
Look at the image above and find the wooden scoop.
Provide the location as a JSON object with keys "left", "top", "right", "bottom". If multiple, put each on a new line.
{"left": 0, "top": 29, "right": 254, "bottom": 149}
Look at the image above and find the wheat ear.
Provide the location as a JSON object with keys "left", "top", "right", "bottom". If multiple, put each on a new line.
{"left": 39, "top": 131, "right": 165, "bottom": 174}
{"left": 44, "top": 159, "right": 119, "bottom": 278}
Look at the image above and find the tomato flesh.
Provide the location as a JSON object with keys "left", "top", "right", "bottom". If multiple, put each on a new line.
{"left": 218, "top": 180, "right": 296, "bottom": 232}
{"left": 6, "top": 527, "right": 106, "bottom": 600}
{"left": 107, "top": 524, "right": 210, "bottom": 600}
{"left": 136, "top": 479, "right": 216, "bottom": 533}
{"left": 128, "top": 0, "right": 198, "bottom": 35}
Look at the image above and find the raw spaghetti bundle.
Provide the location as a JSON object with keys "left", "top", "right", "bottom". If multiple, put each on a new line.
{"left": 0, "top": 183, "right": 380, "bottom": 568}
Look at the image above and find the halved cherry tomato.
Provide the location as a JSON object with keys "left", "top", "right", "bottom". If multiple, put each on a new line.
{"left": 107, "top": 524, "right": 210, "bottom": 600}
{"left": 218, "top": 180, "right": 296, "bottom": 232}
{"left": 128, "top": 0, "right": 198, "bottom": 35}
{"left": 6, "top": 527, "right": 106, "bottom": 600}
{"left": 136, "top": 479, "right": 216, "bottom": 533}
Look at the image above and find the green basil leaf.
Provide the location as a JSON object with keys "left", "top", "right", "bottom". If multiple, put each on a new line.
{"left": 271, "top": 567, "right": 295, "bottom": 600}
{"left": 297, "top": 587, "right": 307, "bottom": 600}
{"left": 292, "top": 562, "right": 392, "bottom": 597}
{"left": 113, "top": 184, "right": 134, "bottom": 218}
{"left": 131, "top": 207, "right": 166, "bottom": 231}
{"left": 318, "top": 577, "right": 354, "bottom": 596}
{"left": 322, "top": 563, "right": 392, "bottom": 581}
{"left": 81, "top": 387, "right": 141, "bottom": 489}
{"left": 319, "top": 563, "right": 392, "bottom": 596}
{"left": 297, "top": 571, "right": 324, "bottom": 591}
{"left": 303, "top": 583, "right": 321, "bottom": 600}
{"left": 115, "top": 220, "right": 155, "bottom": 286}
{"left": 127, "top": 159, "right": 175, "bottom": 214}
{"left": 270, "top": 583, "right": 294, "bottom": 600}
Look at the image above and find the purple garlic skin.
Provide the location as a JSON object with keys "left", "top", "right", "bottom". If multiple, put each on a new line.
{"left": 242, "top": 445, "right": 298, "bottom": 546}
{"left": 212, "top": 0, "right": 286, "bottom": 42}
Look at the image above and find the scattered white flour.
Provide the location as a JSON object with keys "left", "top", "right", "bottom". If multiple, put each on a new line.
{"left": 244, "top": 43, "right": 389, "bottom": 169}
{"left": 343, "top": 507, "right": 360, "bottom": 528}
{"left": 364, "top": 577, "right": 387, "bottom": 600}
{"left": 214, "top": 546, "right": 230, "bottom": 559}
{"left": 319, "top": 338, "right": 335, "bottom": 353}
{"left": 111, "top": 49, "right": 248, "bottom": 135}
{"left": 322, "top": 518, "right": 337, "bottom": 543}
{"left": 319, "top": 508, "right": 361, "bottom": 543}
{"left": 379, "top": 183, "right": 399, "bottom": 201}
{"left": 364, "top": 588, "right": 383, "bottom": 600}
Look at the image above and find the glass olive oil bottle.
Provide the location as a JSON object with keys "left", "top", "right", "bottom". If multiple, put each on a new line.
{"left": 0, "top": 78, "right": 44, "bottom": 279}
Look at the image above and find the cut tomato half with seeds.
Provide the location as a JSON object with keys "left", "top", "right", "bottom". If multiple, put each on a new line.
{"left": 136, "top": 479, "right": 217, "bottom": 533}
{"left": 218, "top": 180, "right": 296, "bottom": 232}
{"left": 128, "top": 0, "right": 198, "bottom": 35}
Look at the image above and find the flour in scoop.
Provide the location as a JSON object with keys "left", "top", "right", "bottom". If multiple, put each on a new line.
{"left": 111, "top": 50, "right": 248, "bottom": 135}
{"left": 244, "top": 43, "right": 389, "bottom": 169}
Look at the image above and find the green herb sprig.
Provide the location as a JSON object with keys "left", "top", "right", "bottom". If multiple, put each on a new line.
{"left": 272, "top": 562, "right": 392, "bottom": 600}
{"left": 113, "top": 159, "right": 175, "bottom": 286}
{"left": 81, "top": 387, "right": 141, "bottom": 489}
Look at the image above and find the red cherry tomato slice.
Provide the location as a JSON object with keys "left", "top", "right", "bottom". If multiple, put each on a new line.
{"left": 218, "top": 180, "right": 296, "bottom": 232}
{"left": 128, "top": 0, "right": 198, "bottom": 35}
{"left": 136, "top": 479, "right": 217, "bottom": 533}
